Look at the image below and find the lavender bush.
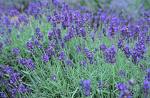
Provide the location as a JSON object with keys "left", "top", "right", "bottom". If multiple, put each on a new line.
{"left": 0, "top": 0, "right": 150, "bottom": 98}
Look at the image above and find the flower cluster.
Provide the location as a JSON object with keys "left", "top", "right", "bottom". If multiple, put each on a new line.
{"left": 116, "top": 83, "right": 132, "bottom": 98}
{"left": 0, "top": 65, "right": 28, "bottom": 98}
{"left": 143, "top": 69, "right": 150, "bottom": 97}
{"left": 131, "top": 40, "right": 146, "bottom": 64}
{"left": 18, "top": 58, "right": 35, "bottom": 70}
{"left": 102, "top": 45, "right": 117, "bottom": 64}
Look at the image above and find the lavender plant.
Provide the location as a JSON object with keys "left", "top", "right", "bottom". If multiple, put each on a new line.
{"left": 0, "top": 0, "right": 150, "bottom": 98}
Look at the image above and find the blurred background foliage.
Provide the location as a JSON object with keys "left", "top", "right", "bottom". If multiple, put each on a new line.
{"left": 0, "top": 0, "right": 149, "bottom": 16}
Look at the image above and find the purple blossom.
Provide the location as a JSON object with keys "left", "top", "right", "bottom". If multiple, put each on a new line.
{"left": 143, "top": 79, "right": 150, "bottom": 96}
{"left": 9, "top": 72, "right": 20, "bottom": 84}
{"left": 0, "top": 65, "right": 29, "bottom": 97}
{"left": 48, "top": 31, "right": 54, "bottom": 40}
{"left": 18, "top": 58, "right": 35, "bottom": 70}
{"left": 18, "top": 84, "right": 27, "bottom": 93}
{"left": 35, "top": 28, "right": 43, "bottom": 41}
{"left": 42, "top": 54, "right": 49, "bottom": 63}
{"left": 80, "top": 80, "right": 91, "bottom": 96}
{"left": 118, "top": 39, "right": 124, "bottom": 49}
{"left": 84, "top": 48, "right": 94, "bottom": 64}
{"left": 119, "top": 90, "right": 132, "bottom": 98}
{"left": 64, "top": 32, "right": 74, "bottom": 42}
{"left": 79, "top": 27, "right": 86, "bottom": 38}
{"left": 12, "top": 48, "right": 20, "bottom": 56}
{"left": 116, "top": 83, "right": 127, "bottom": 91}
{"left": 9, "top": 9, "right": 19, "bottom": 17}
{"left": 123, "top": 45, "right": 131, "bottom": 58}
{"left": 65, "top": 59, "right": 73, "bottom": 66}
{"left": 116, "top": 82, "right": 132, "bottom": 98}
{"left": 18, "top": 14, "right": 28, "bottom": 23}
{"left": 52, "top": 0, "right": 60, "bottom": 6}
{"left": 103, "top": 45, "right": 116, "bottom": 64}
{"left": 76, "top": 45, "right": 82, "bottom": 53}
{"left": 26, "top": 41, "right": 34, "bottom": 51}
{"left": 100, "top": 44, "right": 107, "bottom": 51}
{"left": 0, "top": 92, "right": 7, "bottom": 98}
{"left": 9, "top": 88, "right": 17, "bottom": 97}
{"left": 36, "top": 32, "right": 43, "bottom": 40}
{"left": 25, "top": 59, "right": 35, "bottom": 70}
{"left": 146, "top": 69, "right": 150, "bottom": 81}
{"left": 131, "top": 40, "right": 146, "bottom": 64}
{"left": 3, "top": 66, "right": 14, "bottom": 75}
{"left": 32, "top": 38, "right": 42, "bottom": 48}
{"left": 45, "top": 43, "right": 55, "bottom": 56}
{"left": 58, "top": 51, "right": 65, "bottom": 61}
{"left": 27, "top": 2, "right": 41, "bottom": 17}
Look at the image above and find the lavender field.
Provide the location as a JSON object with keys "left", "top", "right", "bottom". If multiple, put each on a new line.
{"left": 0, "top": 0, "right": 150, "bottom": 98}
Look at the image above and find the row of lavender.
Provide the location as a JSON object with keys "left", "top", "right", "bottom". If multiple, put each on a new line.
{"left": 0, "top": 0, "right": 150, "bottom": 97}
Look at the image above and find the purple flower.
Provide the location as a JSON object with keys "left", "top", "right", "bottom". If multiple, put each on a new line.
{"left": 35, "top": 28, "right": 43, "bottom": 41}
{"left": 18, "top": 84, "right": 27, "bottom": 93}
{"left": 65, "top": 59, "right": 73, "bottom": 66}
{"left": 9, "top": 88, "right": 17, "bottom": 97}
{"left": 18, "top": 14, "right": 28, "bottom": 23}
{"left": 42, "top": 54, "right": 49, "bottom": 63}
{"left": 3, "top": 66, "right": 14, "bottom": 75}
{"left": 123, "top": 45, "right": 131, "bottom": 58}
{"left": 143, "top": 79, "right": 150, "bottom": 96}
{"left": 119, "top": 90, "right": 132, "bottom": 98}
{"left": 81, "top": 80, "right": 91, "bottom": 96}
{"left": 146, "top": 69, "right": 150, "bottom": 81}
{"left": 64, "top": 32, "right": 74, "bottom": 42}
{"left": 118, "top": 39, "right": 124, "bottom": 49}
{"left": 58, "top": 51, "right": 65, "bottom": 61}
{"left": 116, "top": 82, "right": 132, "bottom": 98}
{"left": 25, "top": 59, "right": 35, "bottom": 70}
{"left": 26, "top": 41, "right": 34, "bottom": 51}
{"left": 103, "top": 45, "right": 116, "bottom": 64}
{"left": 54, "top": 28, "right": 61, "bottom": 40}
{"left": 27, "top": 2, "right": 41, "bottom": 17}
{"left": 12, "top": 48, "right": 20, "bottom": 56}
{"left": 79, "top": 27, "right": 86, "bottom": 38}
{"left": 9, "top": 9, "right": 19, "bottom": 17}
{"left": 9, "top": 72, "right": 20, "bottom": 84}
{"left": 18, "top": 58, "right": 35, "bottom": 70}
{"left": 52, "top": 0, "right": 59, "bottom": 6}
{"left": 36, "top": 27, "right": 40, "bottom": 33}
{"left": 100, "top": 44, "right": 107, "bottom": 51}
{"left": 48, "top": 31, "right": 54, "bottom": 40}
{"left": 84, "top": 48, "right": 94, "bottom": 64}
{"left": 32, "top": 38, "right": 42, "bottom": 48}
{"left": 0, "top": 92, "right": 7, "bottom": 98}
{"left": 116, "top": 83, "right": 127, "bottom": 91}
{"left": 45, "top": 43, "right": 55, "bottom": 56}
{"left": 131, "top": 40, "right": 146, "bottom": 64}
